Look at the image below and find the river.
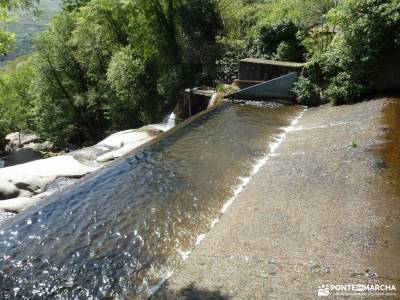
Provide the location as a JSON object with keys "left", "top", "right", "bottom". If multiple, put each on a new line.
{"left": 0, "top": 102, "right": 302, "bottom": 299}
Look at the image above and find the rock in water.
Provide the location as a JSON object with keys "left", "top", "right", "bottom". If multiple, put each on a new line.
{"left": 0, "top": 192, "right": 51, "bottom": 213}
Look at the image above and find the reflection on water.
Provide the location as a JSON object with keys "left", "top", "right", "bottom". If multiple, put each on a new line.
{"left": 0, "top": 103, "right": 302, "bottom": 299}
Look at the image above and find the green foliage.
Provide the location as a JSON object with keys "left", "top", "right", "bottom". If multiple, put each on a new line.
{"left": 0, "top": 29, "right": 16, "bottom": 55}
{"left": 107, "top": 47, "right": 161, "bottom": 127}
{"left": 0, "top": 0, "right": 37, "bottom": 55}
{"left": 302, "top": 0, "right": 400, "bottom": 106}
{"left": 0, "top": 0, "right": 225, "bottom": 147}
{"left": 0, "top": 58, "right": 36, "bottom": 143}
{"left": 249, "top": 21, "right": 306, "bottom": 62}
{"left": 348, "top": 140, "right": 358, "bottom": 148}
{"left": 292, "top": 76, "right": 320, "bottom": 106}
{"left": 33, "top": 13, "right": 104, "bottom": 145}
{"left": 324, "top": 72, "right": 366, "bottom": 106}
{"left": 333, "top": 0, "right": 400, "bottom": 83}
{"left": 216, "top": 38, "right": 248, "bottom": 80}
{"left": 62, "top": 0, "right": 91, "bottom": 12}
{"left": 216, "top": 20, "right": 306, "bottom": 80}
{"left": 302, "top": 44, "right": 347, "bottom": 86}
{"left": 179, "top": 0, "right": 223, "bottom": 84}
{"left": 30, "top": 0, "right": 131, "bottom": 146}
{"left": 2, "top": 0, "right": 399, "bottom": 149}
{"left": 258, "top": 0, "right": 338, "bottom": 29}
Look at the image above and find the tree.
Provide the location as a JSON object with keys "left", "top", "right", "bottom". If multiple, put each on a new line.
{"left": 0, "top": 0, "right": 37, "bottom": 55}
{"left": 0, "top": 60, "right": 36, "bottom": 146}
{"left": 249, "top": 21, "right": 306, "bottom": 62}
{"left": 33, "top": 11, "right": 108, "bottom": 146}
{"left": 107, "top": 47, "right": 161, "bottom": 128}
{"left": 296, "top": 0, "right": 400, "bottom": 106}
{"left": 62, "top": 0, "right": 91, "bottom": 11}
{"left": 179, "top": 0, "right": 224, "bottom": 84}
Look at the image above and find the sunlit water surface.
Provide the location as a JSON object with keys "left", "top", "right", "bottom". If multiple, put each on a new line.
{"left": 0, "top": 103, "right": 301, "bottom": 299}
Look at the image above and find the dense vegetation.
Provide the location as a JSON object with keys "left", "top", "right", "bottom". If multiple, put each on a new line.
{"left": 1, "top": 0, "right": 399, "bottom": 148}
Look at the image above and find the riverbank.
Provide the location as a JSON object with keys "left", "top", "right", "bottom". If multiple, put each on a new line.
{"left": 154, "top": 97, "right": 400, "bottom": 299}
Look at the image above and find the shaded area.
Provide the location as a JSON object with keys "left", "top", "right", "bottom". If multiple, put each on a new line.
{"left": 3, "top": 149, "right": 43, "bottom": 167}
{"left": 153, "top": 283, "right": 230, "bottom": 300}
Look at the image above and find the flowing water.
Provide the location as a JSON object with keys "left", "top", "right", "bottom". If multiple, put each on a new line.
{"left": 0, "top": 103, "right": 302, "bottom": 299}
{"left": 148, "top": 112, "right": 179, "bottom": 133}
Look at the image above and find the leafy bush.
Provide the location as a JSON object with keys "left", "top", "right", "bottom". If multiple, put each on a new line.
{"left": 107, "top": 47, "right": 161, "bottom": 127}
{"left": 216, "top": 20, "right": 306, "bottom": 81}
{"left": 274, "top": 40, "right": 305, "bottom": 62}
{"left": 335, "top": 0, "right": 400, "bottom": 84}
{"left": 324, "top": 72, "right": 366, "bottom": 106}
{"left": 62, "top": 0, "right": 90, "bottom": 11}
{"left": 216, "top": 38, "right": 249, "bottom": 81}
{"left": 249, "top": 21, "right": 306, "bottom": 62}
{"left": 292, "top": 76, "right": 320, "bottom": 107}
{"left": 0, "top": 59, "right": 36, "bottom": 146}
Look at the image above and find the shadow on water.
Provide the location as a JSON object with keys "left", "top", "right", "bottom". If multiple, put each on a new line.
{"left": 152, "top": 283, "right": 231, "bottom": 300}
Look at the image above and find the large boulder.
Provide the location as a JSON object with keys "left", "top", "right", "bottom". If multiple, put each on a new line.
{"left": 0, "top": 192, "right": 51, "bottom": 213}
{"left": 23, "top": 141, "right": 55, "bottom": 152}
{"left": 93, "top": 127, "right": 161, "bottom": 163}
{"left": 0, "top": 155, "right": 99, "bottom": 201}
{"left": 0, "top": 125, "right": 166, "bottom": 210}
{"left": 5, "top": 131, "right": 41, "bottom": 152}
{"left": 0, "top": 180, "right": 19, "bottom": 200}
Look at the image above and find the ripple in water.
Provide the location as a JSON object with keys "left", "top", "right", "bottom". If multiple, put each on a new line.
{"left": 0, "top": 103, "right": 302, "bottom": 299}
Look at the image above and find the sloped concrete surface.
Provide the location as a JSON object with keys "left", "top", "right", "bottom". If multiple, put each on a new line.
{"left": 155, "top": 98, "right": 400, "bottom": 299}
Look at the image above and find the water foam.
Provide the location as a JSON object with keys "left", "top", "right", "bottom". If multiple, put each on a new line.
{"left": 148, "top": 112, "right": 177, "bottom": 132}
{"left": 148, "top": 271, "right": 174, "bottom": 296}
{"left": 216, "top": 109, "right": 305, "bottom": 217}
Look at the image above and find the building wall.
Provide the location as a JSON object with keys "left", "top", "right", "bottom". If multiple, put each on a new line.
{"left": 239, "top": 58, "right": 304, "bottom": 82}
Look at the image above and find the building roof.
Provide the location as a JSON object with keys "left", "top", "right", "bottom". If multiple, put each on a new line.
{"left": 240, "top": 58, "right": 305, "bottom": 68}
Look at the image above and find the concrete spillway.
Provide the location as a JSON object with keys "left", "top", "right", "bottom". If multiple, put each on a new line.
{"left": 0, "top": 102, "right": 302, "bottom": 299}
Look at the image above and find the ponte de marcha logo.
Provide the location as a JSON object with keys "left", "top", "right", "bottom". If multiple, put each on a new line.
{"left": 318, "top": 285, "right": 330, "bottom": 297}
{"left": 317, "top": 283, "right": 397, "bottom": 297}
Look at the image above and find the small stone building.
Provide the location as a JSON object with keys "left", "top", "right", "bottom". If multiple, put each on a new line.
{"left": 238, "top": 58, "right": 304, "bottom": 89}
